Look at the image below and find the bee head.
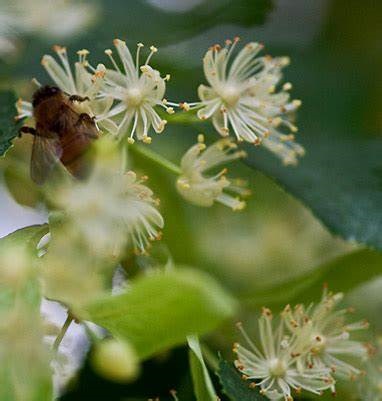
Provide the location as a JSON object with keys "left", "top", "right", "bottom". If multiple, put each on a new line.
{"left": 32, "top": 85, "right": 61, "bottom": 107}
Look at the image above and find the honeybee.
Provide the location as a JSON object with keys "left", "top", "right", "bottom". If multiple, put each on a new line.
{"left": 20, "top": 85, "right": 99, "bottom": 184}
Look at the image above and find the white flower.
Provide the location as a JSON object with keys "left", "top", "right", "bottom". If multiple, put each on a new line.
{"left": 16, "top": 46, "right": 116, "bottom": 132}
{"left": 358, "top": 340, "right": 382, "bottom": 401}
{"left": 282, "top": 290, "right": 369, "bottom": 387}
{"left": 0, "top": 0, "right": 97, "bottom": 56}
{"left": 2, "top": 0, "right": 97, "bottom": 39}
{"left": 176, "top": 135, "right": 248, "bottom": 210}
{"left": 50, "top": 139, "right": 164, "bottom": 254}
{"left": 18, "top": 0, "right": 97, "bottom": 38}
{"left": 234, "top": 309, "right": 333, "bottom": 401}
{"left": 99, "top": 39, "right": 172, "bottom": 143}
{"left": 196, "top": 38, "right": 305, "bottom": 165}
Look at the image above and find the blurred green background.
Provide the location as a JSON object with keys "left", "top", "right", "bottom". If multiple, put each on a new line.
{"left": 0, "top": 0, "right": 381, "bottom": 400}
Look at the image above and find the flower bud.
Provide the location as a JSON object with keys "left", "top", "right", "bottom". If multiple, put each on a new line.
{"left": 91, "top": 338, "right": 139, "bottom": 382}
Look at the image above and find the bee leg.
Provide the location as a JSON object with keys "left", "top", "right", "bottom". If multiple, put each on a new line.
{"left": 69, "top": 95, "right": 90, "bottom": 103}
{"left": 78, "top": 113, "right": 96, "bottom": 121}
{"left": 77, "top": 113, "right": 93, "bottom": 124}
{"left": 77, "top": 113, "right": 97, "bottom": 130}
{"left": 19, "top": 126, "right": 37, "bottom": 137}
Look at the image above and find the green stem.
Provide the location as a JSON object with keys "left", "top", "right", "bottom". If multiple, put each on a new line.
{"left": 158, "top": 108, "right": 202, "bottom": 125}
{"left": 129, "top": 143, "right": 181, "bottom": 175}
{"left": 167, "top": 111, "right": 202, "bottom": 125}
{"left": 53, "top": 314, "right": 73, "bottom": 352}
{"left": 121, "top": 142, "right": 128, "bottom": 172}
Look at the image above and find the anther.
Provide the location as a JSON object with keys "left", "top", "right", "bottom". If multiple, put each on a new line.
{"left": 179, "top": 102, "right": 190, "bottom": 111}
{"left": 293, "top": 99, "right": 302, "bottom": 107}
{"left": 262, "top": 307, "right": 273, "bottom": 318}
{"left": 77, "top": 49, "right": 90, "bottom": 56}
{"left": 53, "top": 45, "right": 66, "bottom": 54}
{"left": 113, "top": 39, "right": 125, "bottom": 46}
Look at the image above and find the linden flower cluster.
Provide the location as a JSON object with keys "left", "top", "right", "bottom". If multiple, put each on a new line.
{"left": 100, "top": 39, "right": 172, "bottom": 143}
{"left": 185, "top": 38, "right": 305, "bottom": 165}
{"left": 16, "top": 37, "right": 306, "bottom": 213}
{"left": 49, "top": 141, "right": 164, "bottom": 255}
{"left": 177, "top": 135, "right": 249, "bottom": 210}
{"left": 16, "top": 45, "right": 116, "bottom": 134}
{"left": 234, "top": 290, "right": 369, "bottom": 401}
{"left": 17, "top": 39, "right": 173, "bottom": 144}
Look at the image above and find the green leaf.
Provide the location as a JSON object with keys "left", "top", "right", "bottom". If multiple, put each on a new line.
{"left": 242, "top": 248, "right": 382, "bottom": 308}
{"left": 0, "top": 91, "right": 22, "bottom": 157}
{"left": 0, "top": 224, "right": 49, "bottom": 254}
{"left": 3, "top": 163, "right": 42, "bottom": 207}
{"left": 217, "top": 358, "right": 267, "bottom": 401}
{"left": 0, "top": 227, "right": 52, "bottom": 401}
{"left": 188, "top": 335, "right": 217, "bottom": 401}
{"left": 114, "top": 0, "right": 272, "bottom": 45}
{"left": 103, "top": 0, "right": 272, "bottom": 46}
{"left": 244, "top": 137, "right": 382, "bottom": 251}
{"left": 85, "top": 268, "right": 237, "bottom": 359}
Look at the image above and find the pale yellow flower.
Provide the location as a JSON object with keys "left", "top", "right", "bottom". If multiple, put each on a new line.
{"left": 197, "top": 38, "right": 304, "bottom": 165}
{"left": 177, "top": 135, "right": 248, "bottom": 210}
{"left": 100, "top": 39, "right": 172, "bottom": 143}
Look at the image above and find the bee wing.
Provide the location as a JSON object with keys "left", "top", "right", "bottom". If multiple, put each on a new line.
{"left": 75, "top": 113, "right": 99, "bottom": 140}
{"left": 31, "top": 132, "right": 63, "bottom": 185}
{"left": 61, "top": 118, "right": 99, "bottom": 180}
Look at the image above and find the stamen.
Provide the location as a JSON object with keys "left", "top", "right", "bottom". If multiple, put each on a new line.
{"left": 136, "top": 43, "right": 144, "bottom": 73}
{"left": 105, "top": 49, "right": 122, "bottom": 73}
{"left": 31, "top": 78, "right": 42, "bottom": 88}
{"left": 145, "top": 45, "right": 158, "bottom": 65}
{"left": 77, "top": 49, "right": 89, "bottom": 64}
